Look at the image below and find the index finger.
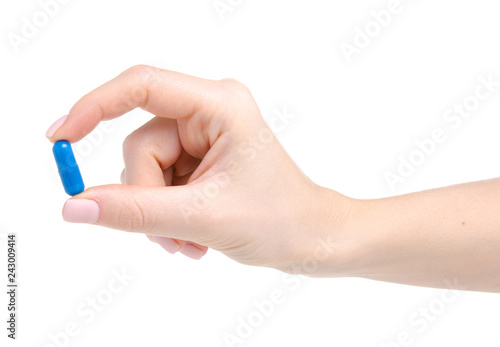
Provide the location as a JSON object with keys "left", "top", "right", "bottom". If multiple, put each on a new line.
{"left": 47, "top": 65, "right": 221, "bottom": 143}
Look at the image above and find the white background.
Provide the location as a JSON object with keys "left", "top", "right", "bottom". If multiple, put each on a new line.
{"left": 1, "top": 0, "right": 500, "bottom": 346}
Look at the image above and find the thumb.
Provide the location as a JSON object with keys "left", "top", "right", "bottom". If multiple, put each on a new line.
{"left": 62, "top": 184, "right": 208, "bottom": 243}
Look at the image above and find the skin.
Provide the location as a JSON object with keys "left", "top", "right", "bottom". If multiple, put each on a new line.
{"left": 47, "top": 65, "right": 500, "bottom": 293}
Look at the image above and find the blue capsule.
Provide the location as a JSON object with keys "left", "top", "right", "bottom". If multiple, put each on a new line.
{"left": 53, "top": 141, "right": 85, "bottom": 196}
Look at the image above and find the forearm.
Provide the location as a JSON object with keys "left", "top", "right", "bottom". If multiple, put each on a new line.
{"left": 320, "top": 179, "right": 500, "bottom": 292}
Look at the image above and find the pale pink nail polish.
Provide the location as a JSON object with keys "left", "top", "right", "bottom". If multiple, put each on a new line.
{"left": 180, "top": 244, "right": 205, "bottom": 260}
{"left": 46, "top": 115, "right": 68, "bottom": 138}
{"left": 63, "top": 199, "right": 100, "bottom": 224}
{"left": 153, "top": 236, "right": 180, "bottom": 254}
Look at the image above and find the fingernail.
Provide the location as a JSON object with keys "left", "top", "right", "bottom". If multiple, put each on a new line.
{"left": 63, "top": 199, "right": 100, "bottom": 224}
{"left": 46, "top": 115, "right": 68, "bottom": 138}
{"left": 180, "top": 244, "right": 205, "bottom": 260}
{"left": 153, "top": 236, "right": 180, "bottom": 254}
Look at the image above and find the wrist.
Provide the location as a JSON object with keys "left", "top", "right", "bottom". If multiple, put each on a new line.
{"left": 284, "top": 184, "right": 368, "bottom": 278}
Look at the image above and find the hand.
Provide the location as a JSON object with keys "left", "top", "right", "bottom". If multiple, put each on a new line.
{"left": 46, "top": 65, "right": 352, "bottom": 272}
{"left": 47, "top": 65, "right": 499, "bottom": 291}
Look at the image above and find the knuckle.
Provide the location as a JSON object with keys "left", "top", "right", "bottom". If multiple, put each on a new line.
{"left": 126, "top": 64, "right": 155, "bottom": 79}
{"left": 121, "top": 194, "right": 149, "bottom": 233}
{"left": 122, "top": 126, "right": 156, "bottom": 158}
{"left": 122, "top": 65, "right": 157, "bottom": 107}
{"left": 217, "top": 79, "right": 255, "bottom": 114}
{"left": 219, "top": 78, "right": 251, "bottom": 95}
{"left": 122, "top": 132, "right": 141, "bottom": 156}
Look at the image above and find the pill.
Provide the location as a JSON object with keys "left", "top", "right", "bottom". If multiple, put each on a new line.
{"left": 53, "top": 140, "right": 85, "bottom": 196}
